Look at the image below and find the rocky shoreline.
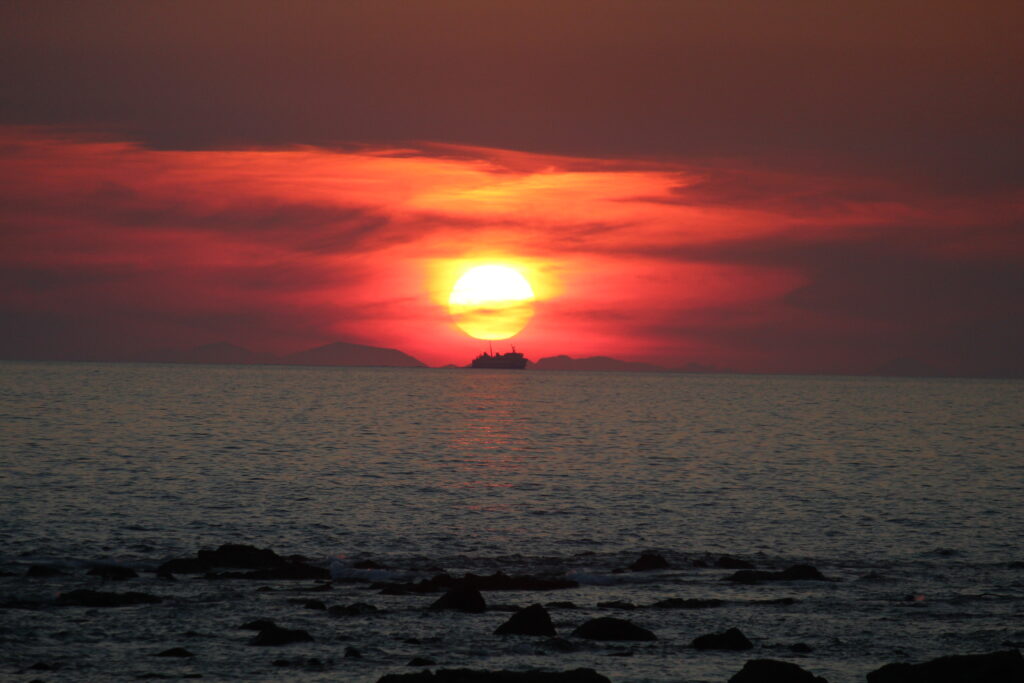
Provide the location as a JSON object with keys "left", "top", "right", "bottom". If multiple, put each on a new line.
{"left": 3, "top": 544, "right": 1022, "bottom": 681}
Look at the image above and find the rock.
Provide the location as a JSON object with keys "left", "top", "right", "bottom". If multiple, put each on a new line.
{"left": 650, "top": 598, "right": 724, "bottom": 609}
{"left": 729, "top": 659, "right": 828, "bottom": 682}
{"left": 790, "top": 643, "right": 813, "bottom": 653}
{"left": 692, "top": 559, "right": 710, "bottom": 568}
{"left": 629, "top": 553, "right": 670, "bottom": 571}
{"left": 26, "top": 564, "right": 64, "bottom": 578}
{"left": 717, "top": 556, "right": 755, "bottom": 570}
{"left": 249, "top": 624, "right": 314, "bottom": 646}
{"left": 540, "top": 637, "right": 580, "bottom": 652}
{"left": 725, "top": 565, "right": 828, "bottom": 584}
{"left": 596, "top": 601, "right": 635, "bottom": 610}
{"left": 692, "top": 627, "right": 753, "bottom": 650}
{"left": 198, "top": 544, "right": 286, "bottom": 569}
{"left": 28, "top": 662, "right": 55, "bottom": 670}
{"left": 302, "top": 599, "right": 326, "bottom": 610}
{"left": 329, "top": 602, "right": 378, "bottom": 616}
{"left": 157, "top": 558, "right": 211, "bottom": 575}
{"left": 571, "top": 617, "right": 656, "bottom": 641}
{"left": 430, "top": 584, "right": 486, "bottom": 613}
{"left": 88, "top": 564, "right": 139, "bottom": 580}
{"left": 56, "top": 589, "right": 162, "bottom": 607}
{"left": 344, "top": 646, "right": 362, "bottom": 659}
{"left": 409, "top": 657, "right": 436, "bottom": 666}
{"left": 239, "top": 619, "right": 276, "bottom": 631}
{"left": 866, "top": 649, "right": 1024, "bottom": 682}
{"left": 377, "top": 668, "right": 612, "bottom": 683}
{"left": 153, "top": 648, "right": 194, "bottom": 658}
{"left": 495, "top": 604, "right": 556, "bottom": 636}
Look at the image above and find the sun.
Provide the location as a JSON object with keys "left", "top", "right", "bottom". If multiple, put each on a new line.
{"left": 448, "top": 265, "right": 536, "bottom": 340}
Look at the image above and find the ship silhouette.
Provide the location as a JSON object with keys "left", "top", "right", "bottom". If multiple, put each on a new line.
{"left": 470, "top": 344, "right": 527, "bottom": 369}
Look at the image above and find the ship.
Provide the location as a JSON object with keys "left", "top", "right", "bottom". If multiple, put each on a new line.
{"left": 470, "top": 344, "right": 528, "bottom": 369}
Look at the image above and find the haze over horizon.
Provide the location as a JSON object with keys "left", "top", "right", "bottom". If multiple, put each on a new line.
{"left": 1, "top": 1, "right": 1022, "bottom": 376}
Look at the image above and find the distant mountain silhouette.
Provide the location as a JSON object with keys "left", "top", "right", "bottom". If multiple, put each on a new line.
{"left": 281, "top": 341, "right": 425, "bottom": 368}
{"left": 872, "top": 357, "right": 946, "bottom": 378}
{"left": 532, "top": 355, "right": 667, "bottom": 373}
{"left": 152, "top": 342, "right": 276, "bottom": 365}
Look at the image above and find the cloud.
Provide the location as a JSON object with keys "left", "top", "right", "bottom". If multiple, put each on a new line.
{"left": 0, "top": 126, "right": 1021, "bottom": 375}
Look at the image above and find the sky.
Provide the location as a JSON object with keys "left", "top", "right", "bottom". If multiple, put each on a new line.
{"left": 1, "top": 1, "right": 1022, "bottom": 375}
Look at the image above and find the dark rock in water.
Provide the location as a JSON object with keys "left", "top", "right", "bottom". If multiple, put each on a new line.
{"left": 629, "top": 553, "right": 670, "bottom": 571}
{"left": 692, "top": 559, "right": 710, "bottom": 568}
{"left": 26, "top": 564, "right": 65, "bottom": 578}
{"left": 546, "top": 601, "right": 577, "bottom": 609}
{"left": 756, "top": 597, "right": 799, "bottom": 606}
{"left": 153, "top": 648, "right": 194, "bottom": 658}
{"left": 344, "top": 646, "right": 362, "bottom": 659}
{"left": 157, "top": 558, "right": 211, "bottom": 575}
{"left": 1006, "top": 561, "right": 1024, "bottom": 569}
{"left": 302, "top": 582, "right": 333, "bottom": 592}
{"left": 198, "top": 544, "right": 286, "bottom": 569}
{"left": 717, "top": 556, "right": 755, "bottom": 570}
{"left": 729, "top": 659, "right": 828, "bottom": 682}
{"left": 597, "top": 601, "right": 635, "bottom": 610}
{"left": 572, "top": 617, "right": 657, "bottom": 641}
{"left": 88, "top": 564, "right": 139, "bottom": 580}
{"left": 430, "top": 584, "right": 486, "bottom": 613}
{"left": 650, "top": 598, "right": 724, "bottom": 609}
{"left": 607, "top": 649, "right": 634, "bottom": 657}
{"left": 136, "top": 674, "right": 203, "bottom": 680}
{"left": 240, "top": 619, "right": 277, "bottom": 631}
{"left": 56, "top": 589, "right": 162, "bottom": 607}
{"left": 377, "top": 668, "right": 612, "bottom": 683}
{"left": 495, "top": 604, "right": 556, "bottom": 636}
{"left": 725, "top": 565, "right": 828, "bottom": 584}
{"left": 866, "top": 649, "right": 1024, "bottom": 683}
{"left": 409, "top": 657, "right": 436, "bottom": 666}
{"left": 303, "top": 599, "right": 326, "bottom": 610}
{"left": 329, "top": 602, "right": 378, "bottom": 616}
{"left": 28, "top": 662, "right": 55, "bottom": 671}
{"left": 790, "top": 642, "right": 813, "bottom": 653}
{"left": 692, "top": 627, "right": 753, "bottom": 650}
{"left": 249, "top": 624, "right": 314, "bottom": 646}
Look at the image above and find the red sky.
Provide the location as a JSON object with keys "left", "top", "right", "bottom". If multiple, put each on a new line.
{"left": 1, "top": 2, "right": 1022, "bottom": 375}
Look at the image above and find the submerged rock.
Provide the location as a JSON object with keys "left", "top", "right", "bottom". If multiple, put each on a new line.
{"left": 88, "top": 564, "right": 138, "bottom": 580}
{"left": 377, "top": 668, "right": 611, "bottom": 683}
{"left": 344, "top": 646, "right": 362, "bottom": 659}
{"left": 725, "top": 565, "right": 829, "bottom": 584}
{"left": 597, "top": 600, "right": 635, "bottom": 610}
{"left": 571, "top": 617, "right": 656, "bottom": 641}
{"left": 157, "top": 558, "right": 210, "bottom": 575}
{"left": 56, "top": 589, "right": 162, "bottom": 607}
{"left": 152, "top": 648, "right": 194, "bottom": 658}
{"left": 629, "top": 553, "right": 670, "bottom": 571}
{"left": 376, "top": 571, "right": 577, "bottom": 595}
{"left": 198, "top": 543, "right": 286, "bottom": 569}
{"left": 494, "top": 604, "right": 556, "bottom": 637}
{"left": 866, "top": 649, "right": 1024, "bottom": 682}
{"left": 408, "top": 657, "right": 436, "bottom": 666}
{"left": 249, "top": 624, "right": 314, "bottom": 646}
{"left": 650, "top": 598, "right": 724, "bottom": 609}
{"left": 729, "top": 659, "right": 828, "bottom": 682}
{"left": 430, "top": 584, "right": 486, "bottom": 613}
{"left": 26, "top": 564, "right": 65, "bottom": 578}
{"left": 692, "top": 627, "right": 753, "bottom": 650}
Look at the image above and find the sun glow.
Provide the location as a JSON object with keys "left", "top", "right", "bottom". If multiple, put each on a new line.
{"left": 448, "top": 265, "right": 536, "bottom": 340}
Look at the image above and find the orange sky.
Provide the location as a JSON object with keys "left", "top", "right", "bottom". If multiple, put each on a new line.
{"left": 1, "top": 127, "right": 1021, "bottom": 375}
{"left": 1, "top": 2, "right": 1022, "bottom": 375}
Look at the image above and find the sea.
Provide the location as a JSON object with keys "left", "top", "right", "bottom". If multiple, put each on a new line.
{"left": 1, "top": 361, "right": 1022, "bottom": 682}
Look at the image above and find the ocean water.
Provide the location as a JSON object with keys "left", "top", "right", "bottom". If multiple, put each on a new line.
{"left": 1, "top": 361, "right": 1022, "bottom": 682}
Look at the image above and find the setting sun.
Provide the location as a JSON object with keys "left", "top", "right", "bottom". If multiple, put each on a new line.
{"left": 448, "top": 265, "right": 536, "bottom": 340}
